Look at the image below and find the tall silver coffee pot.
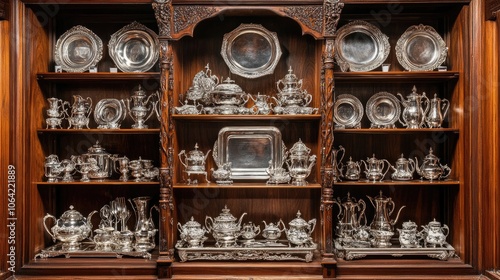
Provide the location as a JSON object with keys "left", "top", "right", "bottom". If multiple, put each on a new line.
{"left": 334, "top": 193, "right": 366, "bottom": 239}
{"left": 425, "top": 94, "right": 450, "bottom": 128}
{"left": 128, "top": 196, "right": 159, "bottom": 252}
{"left": 124, "top": 85, "right": 157, "bottom": 129}
{"left": 398, "top": 86, "right": 429, "bottom": 129}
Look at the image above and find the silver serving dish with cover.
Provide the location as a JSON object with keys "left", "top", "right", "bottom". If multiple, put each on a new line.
{"left": 55, "top": 25, "right": 103, "bottom": 73}
{"left": 335, "top": 20, "right": 390, "bottom": 72}
{"left": 209, "top": 77, "right": 249, "bottom": 114}
{"left": 108, "top": 21, "right": 159, "bottom": 72}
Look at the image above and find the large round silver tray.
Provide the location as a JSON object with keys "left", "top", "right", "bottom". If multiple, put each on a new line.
{"left": 334, "top": 94, "right": 363, "bottom": 128}
{"left": 93, "top": 98, "right": 126, "bottom": 129}
{"left": 366, "top": 92, "right": 401, "bottom": 128}
{"left": 108, "top": 21, "right": 159, "bottom": 73}
{"left": 335, "top": 20, "right": 390, "bottom": 72}
{"left": 54, "top": 25, "right": 103, "bottom": 73}
{"left": 221, "top": 24, "right": 282, "bottom": 79}
{"left": 396, "top": 24, "right": 447, "bottom": 71}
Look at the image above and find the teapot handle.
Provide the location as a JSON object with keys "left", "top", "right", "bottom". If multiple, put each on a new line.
{"left": 440, "top": 164, "right": 452, "bottom": 179}
{"left": 178, "top": 150, "right": 188, "bottom": 168}
{"left": 388, "top": 199, "right": 395, "bottom": 216}
{"left": 382, "top": 159, "right": 391, "bottom": 181}
{"left": 254, "top": 225, "right": 261, "bottom": 236}
{"left": 177, "top": 222, "right": 183, "bottom": 234}
{"left": 409, "top": 158, "right": 416, "bottom": 173}
{"left": 205, "top": 216, "right": 213, "bottom": 233}
{"left": 276, "top": 79, "right": 285, "bottom": 93}
{"left": 308, "top": 218, "right": 317, "bottom": 234}
{"left": 442, "top": 224, "right": 450, "bottom": 237}
{"left": 278, "top": 219, "right": 287, "bottom": 232}
{"left": 43, "top": 214, "right": 57, "bottom": 242}
{"left": 441, "top": 98, "right": 450, "bottom": 119}
{"left": 357, "top": 199, "right": 367, "bottom": 226}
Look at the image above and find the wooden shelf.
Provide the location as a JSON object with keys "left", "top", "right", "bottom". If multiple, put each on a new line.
{"left": 173, "top": 114, "right": 321, "bottom": 121}
{"left": 334, "top": 71, "right": 459, "bottom": 82}
{"left": 333, "top": 128, "right": 459, "bottom": 134}
{"left": 36, "top": 180, "right": 159, "bottom": 185}
{"left": 36, "top": 72, "right": 160, "bottom": 82}
{"left": 37, "top": 129, "right": 160, "bottom": 135}
{"left": 334, "top": 180, "right": 460, "bottom": 186}
{"left": 173, "top": 182, "right": 322, "bottom": 189}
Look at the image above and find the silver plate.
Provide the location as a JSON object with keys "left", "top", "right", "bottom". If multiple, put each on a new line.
{"left": 108, "top": 21, "right": 159, "bottom": 72}
{"left": 335, "top": 20, "right": 390, "bottom": 72}
{"left": 366, "top": 92, "right": 401, "bottom": 128}
{"left": 334, "top": 94, "right": 363, "bottom": 128}
{"left": 54, "top": 25, "right": 103, "bottom": 73}
{"left": 94, "top": 99, "right": 127, "bottom": 129}
{"left": 396, "top": 24, "right": 447, "bottom": 71}
{"left": 213, "top": 126, "right": 284, "bottom": 180}
{"left": 221, "top": 24, "right": 282, "bottom": 79}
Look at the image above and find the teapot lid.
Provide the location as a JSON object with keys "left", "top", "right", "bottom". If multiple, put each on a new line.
{"left": 427, "top": 218, "right": 442, "bottom": 227}
{"left": 289, "top": 139, "right": 311, "bottom": 156}
{"left": 366, "top": 154, "right": 380, "bottom": 163}
{"left": 396, "top": 154, "right": 410, "bottom": 163}
{"left": 288, "top": 210, "right": 309, "bottom": 228}
{"left": 132, "top": 85, "right": 146, "bottom": 97}
{"left": 87, "top": 141, "right": 108, "bottom": 155}
{"left": 281, "top": 66, "right": 301, "bottom": 85}
{"left": 214, "top": 205, "right": 237, "bottom": 222}
{"left": 184, "top": 216, "right": 202, "bottom": 228}
{"left": 212, "top": 77, "right": 244, "bottom": 94}
{"left": 187, "top": 143, "right": 205, "bottom": 157}
{"left": 424, "top": 148, "right": 439, "bottom": 160}
{"left": 60, "top": 205, "right": 86, "bottom": 225}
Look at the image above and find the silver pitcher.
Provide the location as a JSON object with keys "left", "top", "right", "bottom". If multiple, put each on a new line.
{"left": 334, "top": 193, "right": 366, "bottom": 241}
{"left": 415, "top": 148, "right": 451, "bottom": 181}
{"left": 361, "top": 154, "right": 390, "bottom": 182}
{"left": 425, "top": 93, "right": 450, "bottom": 128}
{"left": 397, "top": 86, "right": 430, "bottom": 129}
{"left": 420, "top": 218, "right": 449, "bottom": 248}
{"left": 128, "top": 196, "right": 159, "bottom": 252}
{"left": 332, "top": 145, "right": 345, "bottom": 182}
{"left": 390, "top": 154, "right": 415, "bottom": 181}
{"left": 46, "top": 97, "right": 69, "bottom": 129}
{"left": 124, "top": 85, "right": 157, "bottom": 129}
{"left": 366, "top": 191, "right": 406, "bottom": 247}
{"left": 286, "top": 139, "right": 316, "bottom": 186}
{"left": 68, "top": 95, "right": 92, "bottom": 129}
{"left": 344, "top": 157, "right": 361, "bottom": 181}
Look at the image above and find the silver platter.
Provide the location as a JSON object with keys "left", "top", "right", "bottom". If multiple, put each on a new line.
{"left": 108, "top": 21, "right": 159, "bottom": 72}
{"left": 334, "top": 94, "right": 363, "bottom": 128}
{"left": 366, "top": 92, "right": 401, "bottom": 128}
{"left": 335, "top": 20, "right": 390, "bottom": 72}
{"left": 93, "top": 99, "right": 127, "bottom": 129}
{"left": 396, "top": 24, "right": 448, "bottom": 71}
{"left": 54, "top": 25, "right": 103, "bottom": 73}
{"left": 221, "top": 24, "right": 282, "bottom": 79}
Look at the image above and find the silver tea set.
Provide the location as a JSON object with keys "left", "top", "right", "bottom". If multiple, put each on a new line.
{"left": 43, "top": 141, "right": 158, "bottom": 182}
{"left": 176, "top": 206, "right": 316, "bottom": 249}
{"left": 43, "top": 196, "right": 159, "bottom": 253}
{"left": 174, "top": 64, "right": 318, "bottom": 115}
{"left": 45, "top": 85, "right": 159, "bottom": 129}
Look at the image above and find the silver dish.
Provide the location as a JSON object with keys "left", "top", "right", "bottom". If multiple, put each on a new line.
{"left": 366, "top": 92, "right": 401, "bottom": 128}
{"left": 108, "top": 21, "right": 159, "bottom": 72}
{"left": 94, "top": 99, "right": 126, "bottom": 129}
{"left": 396, "top": 24, "right": 447, "bottom": 71}
{"left": 54, "top": 25, "right": 103, "bottom": 73}
{"left": 221, "top": 24, "right": 282, "bottom": 79}
{"left": 335, "top": 20, "right": 390, "bottom": 72}
{"left": 334, "top": 94, "right": 363, "bottom": 128}
{"left": 213, "top": 126, "right": 285, "bottom": 180}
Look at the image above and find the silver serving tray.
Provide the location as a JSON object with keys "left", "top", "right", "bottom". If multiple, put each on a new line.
{"left": 366, "top": 92, "right": 401, "bottom": 128}
{"left": 108, "top": 21, "right": 159, "bottom": 72}
{"left": 34, "top": 242, "right": 151, "bottom": 259}
{"left": 335, "top": 20, "right": 390, "bottom": 72}
{"left": 213, "top": 126, "right": 284, "bottom": 180}
{"left": 396, "top": 24, "right": 448, "bottom": 71}
{"left": 54, "top": 25, "right": 103, "bottom": 73}
{"left": 334, "top": 94, "right": 364, "bottom": 128}
{"left": 93, "top": 98, "right": 127, "bottom": 129}
{"left": 221, "top": 24, "right": 282, "bottom": 79}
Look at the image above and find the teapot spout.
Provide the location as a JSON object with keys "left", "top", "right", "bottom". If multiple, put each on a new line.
{"left": 204, "top": 150, "right": 212, "bottom": 161}
{"left": 391, "top": 205, "right": 406, "bottom": 226}
{"left": 237, "top": 212, "right": 248, "bottom": 228}
{"left": 414, "top": 157, "right": 421, "bottom": 175}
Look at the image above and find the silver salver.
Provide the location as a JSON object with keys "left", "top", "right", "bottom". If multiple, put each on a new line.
{"left": 396, "top": 24, "right": 448, "bottom": 71}
{"left": 366, "top": 92, "right": 401, "bottom": 128}
{"left": 221, "top": 24, "right": 282, "bottom": 79}
{"left": 335, "top": 20, "right": 390, "bottom": 72}
{"left": 93, "top": 99, "right": 127, "bottom": 129}
{"left": 213, "top": 126, "right": 285, "bottom": 180}
{"left": 108, "top": 21, "right": 159, "bottom": 72}
{"left": 54, "top": 25, "right": 103, "bottom": 73}
{"left": 334, "top": 94, "right": 364, "bottom": 129}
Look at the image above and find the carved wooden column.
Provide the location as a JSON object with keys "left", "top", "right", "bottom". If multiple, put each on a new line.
{"left": 320, "top": 0, "right": 343, "bottom": 277}
{"left": 153, "top": 0, "right": 175, "bottom": 277}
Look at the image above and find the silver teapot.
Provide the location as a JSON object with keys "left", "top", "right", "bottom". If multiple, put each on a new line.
{"left": 344, "top": 157, "right": 361, "bottom": 181}
{"left": 261, "top": 220, "right": 286, "bottom": 242}
{"left": 68, "top": 95, "right": 92, "bottom": 129}
{"left": 415, "top": 148, "right": 451, "bottom": 181}
{"left": 286, "top": 139, "right": 316, "bottom": 186}
{"left": 210, "top": 77, "right": 249, "bottom": 107}
{"left": 240, "top": 221, "right": 261, "bottom": 243}
{"left": 177, "top": 216, "right": 208, "bottom": 248}
{"left": 44, "top": 154, "right": 63, "bottom": 182}
{"left": 361, "top": 154, "right": 390, "bottom": 182}
{"left": 275, "top": 67, "right": 312, "bottom": 107}
{"left": 178, "top": 143, "right": 211, "bottom": 184}
{"left": 124, "top": 85, "right": 157, "bottom": 129}
{"left": 425, "top": 94, "right": 450, "bottom": 128}
{"left": 397, "top": 85, "right": 430, "bottom": 129}
{"left": 285, "top": 210, "right": 316, "bottom": 247}
{"left": 205, "top": 206, "right": 247, "bottom": 247}
{"left": 249, "top": 93, "right": 271, "bottom": 115}
{"left": 390, "top": 154, "right": 416, "bottom": 181}
{"left": 421, "top": 219, "right": 449, "bottom": 248}
{"left": 397, "top": 220, "right": 422, "bottom": 248}
{"left": 81, "top": 141, "right": 115, "bottom": 179}
{"left": 43, "top": 205, "right": 97, "bottom": 251}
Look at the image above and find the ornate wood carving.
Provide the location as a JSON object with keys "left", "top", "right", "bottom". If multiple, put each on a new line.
{"left": 173, "top": 5, "right": 218, "bottom": 35}
{"left": 323, "top": 0, "right": 344, "bottom": 37}
{"left": 282, "top": 6, "right": 323, "bottom": 35}
{"left": 153, "top": 0, "right": 173, "bottom": 37}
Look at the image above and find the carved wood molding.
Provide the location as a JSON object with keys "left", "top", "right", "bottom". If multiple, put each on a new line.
{"left": 486, "top": 0, "right": 500, "bottom": 20}
{"left": 281, "top": 5, "right": 323, "bottom": 36}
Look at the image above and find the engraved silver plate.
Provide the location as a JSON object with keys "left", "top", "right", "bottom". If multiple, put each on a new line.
{"left": 54, "top": 25, "right": 103, "bottom": 73}
{"left": 213, "top": 126, "right": 284, "bottom": 180}
{"left": 108, "top": 21, "right": 159, "bottom": 72}
{"left": 366, "top": 92, "right": 401, "bottom": 128}
{"left": 335, "top": 20, "right": 390, "bottom": 72}
{"left": 221, "top": 24, "right": 282, "bottom": 79}
{"left": 93, "top": 99, "right": 126, "bottom": 129}
{"left": 334, "top": 94, "right": 363, "bottom": 128}
{"left": 396, "top": 24, "right": 448, "bottom": 71}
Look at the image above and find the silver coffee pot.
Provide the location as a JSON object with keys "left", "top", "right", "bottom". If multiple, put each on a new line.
{"left": 344, "top": 157, "right": 361, "bottom": 181}
{"left": 249, "top": 93, "right": 271, "bottom": 115}
{"left": 390, "top": 154, "right": 416, "bottom": 181}
{"left": 366, "top": 191, "right": 405, "bottom": 247}
{"left": 361, "top": 154, "right": 390, "bottom": 182}
{"left": 425, "top": 93, "right": 450, "bottom": 128}
{"left": 68, "top": 95, "right": 92, "bottom": 129}
{"left": 398, "top": 86, "right": 430, "bottom": 129}
{"left": 129, "top": 196, "right": 159, "bottom": 252}
{"left": 334, "top": 193, "right": 366, "bottom": 239}
{"left": 124, "top": 85, "right": 157, "bottom": 129}
{"left": 286, "top": 139, "right": 316, "bottom": 186}
{"left": 415, "top": 148, "right": 451, "bottom": 181}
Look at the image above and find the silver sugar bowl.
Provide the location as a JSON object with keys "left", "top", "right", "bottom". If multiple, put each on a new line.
{"left": 397, "top": 220, "right": 422, "bottom": 248}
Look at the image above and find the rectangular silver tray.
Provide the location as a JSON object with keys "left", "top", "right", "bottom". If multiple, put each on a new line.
{"left": 214, "top": 126, "right": 285, "bottom": 180}
{"left": 34, "top": 242, "right": 151, "bottom": 259}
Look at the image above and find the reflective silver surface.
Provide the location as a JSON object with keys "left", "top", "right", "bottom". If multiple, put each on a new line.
{"left": 55, "top": 25, "right": 103, "bottom": 73}
{"left": 94, "top": 99, "right": 127, "bottom": 129}
{"left": 396, "top": 24, "right": 447, "bottom": 71}
{"left": 335, "top": 20, "right": 390, "bottom": 72}
{"left": 108, "top": 21, "right": 159, "bottom": 72}
{"left": 334, "top": 94, "right": 363, "bottom": 128}
{"left": 221, "top": 24, "right": 282, "bottom": 79}
{"left": 366, "top": 92, "right": 401, "bottom": 128}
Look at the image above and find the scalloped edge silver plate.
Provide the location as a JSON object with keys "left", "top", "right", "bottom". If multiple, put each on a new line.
{"left": 396, "top": 24, "right": 448, "bottom": 71}
{"left": 366, "top": 92, "right": 401, "bottom": 128}
{"left": 93, "top": 98, "right": 127, "bottom": 129}
{"left": 54, "top": 25, "right": 103, "bottom": 73}
{"left": 108, "top": 21, "right": 159, "bottom": 73}
{"left": 334, "top": 94, "right": 364, "bottom": 128}
{"left": 335, "top": 20, "right": 390, "bottom": 72}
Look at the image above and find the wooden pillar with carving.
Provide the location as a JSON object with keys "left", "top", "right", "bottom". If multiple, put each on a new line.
{"left": 153, "top": 0, "right": 175, "bottom": 278}
{"left": 320, "top": 0, "right": 343, "bottom": 278}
